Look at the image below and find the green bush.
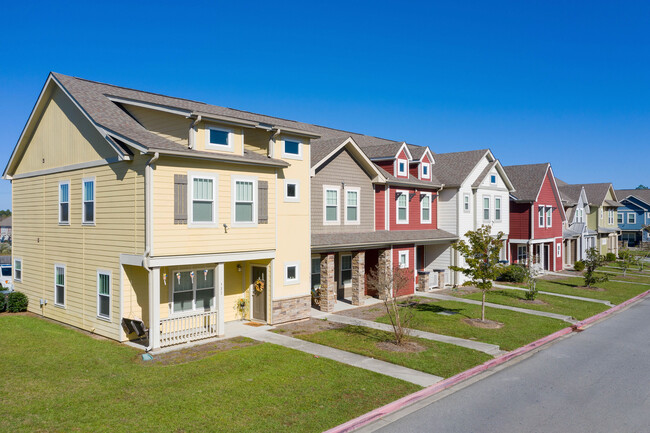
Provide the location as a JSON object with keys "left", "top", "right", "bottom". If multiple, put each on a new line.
{"left": 6, "top": 291, "right": 28, "bottom": 313}
{"left": 0, "top": 293, "right": 7, "bottom": 312}
{"left": 605, "top": 253, "right": 617, "bottom": 262}
{"left": 573, "top": 261, "right": 585, "bottom": 271}
{"left": 496, "top": 264, "right": 527, "bottom": 283}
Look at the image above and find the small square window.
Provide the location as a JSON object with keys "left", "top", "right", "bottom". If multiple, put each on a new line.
{"left": 490, "top": 174, "right": 497, "bottom": 184}
{"left": 210, "top": 129, "right": 229, "bottom": 146}
{"left": 206, "top": 127, "right": 233, "bottom": 151}
{"left": 282, "top": 139, "right": 302, "bottom": 159}
{"left": 285, "top": 262, "right": 300, "bottom": 285}
{"left": 397, "top": 159, "right": 408, "bottom": 176}
{"left": 398, "top": 251, "right": 409, "bottom": 269}
{"left": 284, "top": 180, "right": 300, "bottom": 203}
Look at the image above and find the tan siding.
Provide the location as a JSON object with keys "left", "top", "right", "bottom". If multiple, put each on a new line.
{"left": 124, "top": 105, "right": 191, "bottom": 146}
{"left": 14, "top": 87, "right": 117, "bottom": 175}
{"left": 312, "top": 148, "right": 375, "bottom": 234}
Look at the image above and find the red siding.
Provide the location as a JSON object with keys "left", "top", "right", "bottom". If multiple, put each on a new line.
{"left": 409, "top": 163, "right": 419, "bottom": 178}
{"left": 555, "top": 238, "right": 563, "bottom": 271}
{"left": 395, "top": 149, "right": 409, "bottom": 178}
{"left": 388, "top": 188, "right": 438, "bottom": 230}
{"left": 533, "top": 172, "right": 563, "bottom": 241}
{"left": 509, "top": 202, "right": 531, "bottom": 239}
{"left": 392, "top": 245, "right": 415, "bottom": 296}
{"left": 375, "top": 185, "right": 386, "bottom": 230}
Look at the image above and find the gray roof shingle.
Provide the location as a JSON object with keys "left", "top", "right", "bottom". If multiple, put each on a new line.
{"left": 428, "top": 149, "right": 489, "bottom": 187}
{"left": 615, "top": 189, "right": 650, "bottom": 207}
{"left": 558, "top": 184, "right": 584, "bottom": 205}
{"left": 503, "top": 163, "right": 551, "bottom": 202}
{"left": 312, "top": 229, "right": 457, "bottom": 250}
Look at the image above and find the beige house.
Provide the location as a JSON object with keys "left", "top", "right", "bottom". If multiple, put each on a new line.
{"left": 4, "top": 73, "right": 316, "bottom": 349}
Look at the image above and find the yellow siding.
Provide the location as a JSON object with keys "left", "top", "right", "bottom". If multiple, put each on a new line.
{"left": 12, "top": 156, "right": 146, "bottom": 340}
{"left": 124, "top": 105, "right": 191, "bottom": 146}
{"left": 14, "top": 87, "right": 117, "bottom": 175}
{"left": 151, "top": 156, "right": 277, "bottom": 256}
{"left": 195, "top": 120, "right": 244, "bottom": 154}
{"left": 244, "top": 128, "right": 271, "bottom": 156}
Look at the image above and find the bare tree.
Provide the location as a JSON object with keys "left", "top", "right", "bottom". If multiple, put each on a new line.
{"left": 366, "top": 264, "right": 414, "bottom": 345}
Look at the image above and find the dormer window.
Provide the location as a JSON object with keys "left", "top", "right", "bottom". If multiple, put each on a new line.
{"left": 206, "top": 126, "right": 233, "bottom": 151}
{"left": 421, "top": 163, "right": 430, "bottom": 179}
{"left": 397, "top": 159, "right": 407, "bottom": 177}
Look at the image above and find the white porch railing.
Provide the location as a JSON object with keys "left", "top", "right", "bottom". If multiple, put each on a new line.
{"left": 160, "top": 311, "right": 219, "bottom": 347}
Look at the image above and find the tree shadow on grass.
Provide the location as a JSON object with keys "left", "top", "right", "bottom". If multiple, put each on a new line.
{"left": 342, "top": 325, "right": 393, "bottom": 342}
{"left": 411, "top": 303, "right": 470, "bottom": 319}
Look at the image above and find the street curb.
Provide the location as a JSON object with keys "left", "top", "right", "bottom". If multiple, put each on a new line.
{"left": 324, "top": 288, "right": 650, "bottom": 433}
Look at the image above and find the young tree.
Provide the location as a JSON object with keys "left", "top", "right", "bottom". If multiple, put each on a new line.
{"left": 618, "top": 248, "right": 636, "bottom": 277}
{"left": 366, "top": 264, "right": 414, "bottom": 345}
{"left": 583, "top": 247, "right": 608, "bottom": 288}
{"left": 449, "top": 225, "right": 505, "bottom": 321}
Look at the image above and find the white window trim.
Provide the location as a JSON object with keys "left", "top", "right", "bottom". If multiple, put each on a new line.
{"left": 96, "top": 269, "right": 112, "bottom": 321}
{"left": 311, "top": 256, "right": 321, "bottom": 289}
{"left": 628, "top": 213, "right": 636, "bottom": 224}
{"left": 538, "top": 205, "right": 545, "bottom": 228}
{"left": 284, "top": 262, "right": 300, "bottom": 285}
{"left": 340, "top": 254, "right": 353, "bottom": 288}
{"left": 59, "top": 180, "right": 70, "bottom": 225}
{"left": 284, "top": 179, "right": 300, "bottom": 203}
{"left": 420, "top": 192, "right": 432, "bottom": 224}
{"left": 599, "top": 208, "right": 603, "bottom": 220}
{"left": 323, "top": 185, "right": 340, "bottom": 225}
{"left": 483, "top": 195, "right": 491, "bottom": 221}
{"left": 396, "top": 190, "right": 409, "bottom": 224}
{"left": 494, "top": 197, "right": 502, "bottom": 221}
{"left": 397, "top": 159, "right": 408, "bottom": 177}
{"left": 344, "top": 187, "right": 361, "bottom": 225}
{"left": 617, "top": 213, "right": 624, "bottom": 224}
{"left": 608, "top": 209, "right": 614, "bottom": 225}
{"left": 556, "top": 243, "right": 562, "bottom": 258}
{"left": 463, "top": 193, "right": 470, "bottom": 213}
{"left": 281, "top": 137, "right": 303, "bottom": 160}
{"left": 82, "top": 177, "right": 95, "bottom": 226}
{"left": 13, "top": 257, "right": 22, "bottom": 282}
{"left": 398, "top": 250, "right": 409, "bottom": 269}
{"left": 205, "top": 125, "right": 234, "bottom": 152}
{"left": 169, "top": 268, "right": 217, "bottom": 316}
{"left": 421, "top": 162, "right": 431, "bottom": 179}
{"left": 188, "top": 171, "right": 218, "bottom": 228}
{"left": 231, "top": 175, "right": 258, "bottom": 228}
{"left": 546, "top": 206, "right": 553, "bottom": 228}
{"left": 517, "top": 245, "right": 528, "bottom": 263}
{"left": 54, "top": 263, "right": 66, "bottom": 308}
{"left": 490, "top": 173, "right": 497, "bottom": 184}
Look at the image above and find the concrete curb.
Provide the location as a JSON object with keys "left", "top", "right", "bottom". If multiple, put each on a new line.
{"left": 324, "top": 288, "right": 650, "bottom": 433}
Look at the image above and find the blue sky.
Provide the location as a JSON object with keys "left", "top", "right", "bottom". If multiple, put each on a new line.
{"left": 1, "top": 0, "right": 648, "bottom": 208}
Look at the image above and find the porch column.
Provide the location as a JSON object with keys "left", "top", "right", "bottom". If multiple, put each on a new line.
{"left": 378, "top": 248, "right": 392, "bottom": 295}
{"left": 217, "top": 263, "right": 225, "bottom": 336}
{"left": 148, "top": 267, "right": 161, "bottom": 349}
{"left": 351, "top": 251, "right": 365, "bottom": 306}
{"left": 319, "top": 253, "right": 336, "bottom": 312}
{"left": 528, "top": 243, "right": 534, "bottom": 267}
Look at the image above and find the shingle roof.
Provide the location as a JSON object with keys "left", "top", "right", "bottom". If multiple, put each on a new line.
{"left": 616, "top": 189, "right": 650, "bottom": 207}
{"left": 503, "top": 163, "right": 550, "bottom": 202}
{"left": 310, "top": 136, "right": 351, "bottom": 165}
{"left": 375, "top": 166, "right": 442, "bottom": 189}
{"left": 558, "top": 184, "right": 584, "bottom": 205}
{"left": 470, "top": 161, "right": 497, "bottom": 188}
{"left": 428, "top": 149, "right": 489, "bottom": 187}
{"left": 312, "top": 229, "right": 457, "bottom": 250}
{"left": 579, "top": 183, "right": 614, "bottom": 206}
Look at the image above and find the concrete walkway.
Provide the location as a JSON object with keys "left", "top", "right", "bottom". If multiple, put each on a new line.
{"left": 311, "top": 310, "right": 503, "bottom": 356}
{"left": 611, "top": 279, "right": 650, "bottom": 286}
{"left": 250, "top": 329, "right": 442, "bottom": 387}
{"left": 492, "top": 283, "right": 614, "bottom": 306}
{"left": 416, "top": 292, "right": 577, "bottom": 323}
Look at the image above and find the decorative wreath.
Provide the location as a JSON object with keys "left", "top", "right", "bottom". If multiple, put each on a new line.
{"left": 254, "top": 278, "right": 265, "bottom": 294}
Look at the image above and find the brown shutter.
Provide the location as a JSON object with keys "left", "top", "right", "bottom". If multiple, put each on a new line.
{"left": 258, "top": 181, "right": 268, "bottom": 224}
{"left": 174, "top": 174, "right": 187, "bottom": 224}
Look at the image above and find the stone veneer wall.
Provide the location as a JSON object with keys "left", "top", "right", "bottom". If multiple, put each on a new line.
{"left": 271, "top": 295, "right": 311, "bottom": 324}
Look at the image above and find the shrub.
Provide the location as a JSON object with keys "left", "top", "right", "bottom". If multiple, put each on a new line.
{"left": 573, "top": 261, "right": 585, "bottom": 272}
{"left": 0, "top": 293, "right": 7, "bottom": 312}
{"left": 496, "top": 264, "right": 527, "bottom": 283}
{"left": 6, "top": 291, "right": 28, "bottom": 313}
{"left": 605, "top": 252, "right": 617, "bottom": 262}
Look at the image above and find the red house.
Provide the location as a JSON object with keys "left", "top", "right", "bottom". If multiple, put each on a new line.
{"left": 504, "top": 163, "right": 565, "bottom": 271}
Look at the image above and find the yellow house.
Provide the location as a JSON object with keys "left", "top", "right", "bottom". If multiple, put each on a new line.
{"left": 4, "top": 73, "right": 316, "bottom": 349}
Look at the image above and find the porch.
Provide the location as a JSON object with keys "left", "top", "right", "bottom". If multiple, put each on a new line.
{"left": 509, "top": 239, "right": 559, "bottom": 272}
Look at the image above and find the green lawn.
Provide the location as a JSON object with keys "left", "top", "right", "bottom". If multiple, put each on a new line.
{"left": 595, "top": 272, "right": 650, "bottom": 284}
{"left": 502, "top": 277, "right": 649, "bottom": 305}
{"left": 294, "top": 325, "right": 492, "bottom": 378}
{"left": 377, "top": 299, "right": 567, "bottom": 351}
{"left": 1, "top": 315, "right": 420, "bottom": 433}
{"left": 459, "top": 289, "right": 608, "bottom": 320}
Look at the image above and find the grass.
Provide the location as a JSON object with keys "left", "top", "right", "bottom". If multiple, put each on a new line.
{"left": 501, "top": 277, "right": 649, "bottom": 304}
{"left": 458, "top": 289, "right": 608, "bottom": 320}
{"left": 376, "top": 298, "right": 567, "bottom": 351}
{"left": 1, "top": 315, "right": 420, "bottom": 432}
{"left": 294, "top": 325, "right": 493, "bottom": 378}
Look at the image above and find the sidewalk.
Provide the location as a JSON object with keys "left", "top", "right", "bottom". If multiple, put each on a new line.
{"left": 312, "top": 309, "right": 503, "bottom": 356}
{"left": 417, "top": 292, "right": 577, "bottom": 323}
{"left": 492, "top": 283, "right": 614, "bottom": 306}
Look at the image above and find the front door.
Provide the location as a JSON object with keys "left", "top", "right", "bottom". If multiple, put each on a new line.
{"left": 251, "top": 266, "right": 267, "bottom": 322}
{"left": 543, "top": 245, "right": 550, "bottom": 271}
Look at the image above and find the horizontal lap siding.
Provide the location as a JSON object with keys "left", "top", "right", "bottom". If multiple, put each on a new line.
{"left": 375, "top": 186, "right": 386, "bottom": 230}
{"left": 392, "top": 245, "right": 415, "bottom": 296}
{"left": 389, "top": 188, "right": 438, "bottom": 230}
{"left": 125, "top": 105, "right": 191, "bottom": 146}
{"left": 509, "top": 202, "right": 531, "bottom": 239}
{"left": 533, "top": 173, "right": 563, "bottom": 240}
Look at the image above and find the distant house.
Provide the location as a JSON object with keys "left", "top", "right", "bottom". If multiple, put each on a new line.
{"left": 0, "top": 216, "right": 11, "bottom": 242}
{"left": 557, "top": 182, "right": 597, "bottom": 267}
{"left": 615, "top": 189, "right": 650, "bottom": 246}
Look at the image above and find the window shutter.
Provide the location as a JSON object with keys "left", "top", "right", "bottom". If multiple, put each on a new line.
{"left": 174, "top": 174, "right": 187, "bottom": 224}
{"left": 258, "top": 181, "right": 268, "bottom": 224}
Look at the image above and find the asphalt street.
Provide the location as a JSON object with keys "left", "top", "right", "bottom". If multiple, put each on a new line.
{"left": 374, "top": 296, "right": 650, "bottom": 433}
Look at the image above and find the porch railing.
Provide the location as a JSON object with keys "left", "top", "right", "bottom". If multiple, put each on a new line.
{"left": 160, "top": 311, "right": 219, "bottom": 347}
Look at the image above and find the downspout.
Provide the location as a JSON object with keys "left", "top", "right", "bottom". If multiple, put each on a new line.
{"left": 144, "top": 152, "right": 159, "bottom": 352}
{"left": 188, "top": 115, "right": 202, "bottom": 149}
{"left": 269, "top": 128, "right": 281, "bottom": 158}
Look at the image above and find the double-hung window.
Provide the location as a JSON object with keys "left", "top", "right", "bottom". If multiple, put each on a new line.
{"left": 396, "top": 191, "right": 408, "bottom": 223}
{"left": 97, "top": 271, "right": 111, "bottom": 320}
{"left": 190, "top": 174, "right": 216, "bottom": 225}
{"left": 13, "top": 258, "right": 22, "bottom": 282}
{"left": 617, "top": 213, "right": 624, "bottom": 224}
{"left": 54, "top": 264, "right": 65, "bottom": 307}
{"left": 233, "top": 177, "right": 256, "bottom": 226}
{"left": 517, "top": 246, "right": 527, "bottom": 263}
{"left": 206, "top": 126, "right": 233, "bottom": 151}
{"left": 311, "top": 257, "right": 321, "bottom": 289}
{"left": 546, "top": 206, "right": 552, "bottom": 227}
{"left": 599, "top": 208, "right": 603, "bottom": 220}
{"left": 495, "top": 197, "right": 502, "bottom": 221}
{"left": 324, "top": 186, "right": 340, "bottom": 224}
{"left": 345, "top": 189, "right": 359, "bottom": 224}
{"left": 398, "top": 250, "right": 409, "bottom": 269}
{"left": 463, "top": 194, "right": 470, "bottom": 212}
{"left": 172, "top": 269, "right": 215, "bottom": 314}
{"left": 483, "top": 197, "right": 490, "bottom": 221}
{"left": 421, "top": 192, "right": 431, "bottom": 223}
{"left": 82, "top": 178, "right": 95, "bottom": 224}
{"left": 538, "top": 206, "right": 545, "bottom": 227}
{"left": 341, "top": 255, "right": 352, "bottom": 286}
{"left": 608, "top": 210, "right": 614, "bottom": 225}
{"left": 59, "top": 181, "right": 70, "bottom": 224}
{"left": 628, "top": 213, "right": 636, "bottom": 224}
{"left": 577, "top": 208, "right": 584, "bottom": 223}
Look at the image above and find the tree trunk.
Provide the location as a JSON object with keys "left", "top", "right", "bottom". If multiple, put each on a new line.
{"left": 481, "top": 291, "right": 486, "bottom": 321}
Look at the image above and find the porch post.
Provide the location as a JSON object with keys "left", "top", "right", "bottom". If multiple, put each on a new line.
{"left": 351, "top": 251, "right": 365, "bottom": 306}
{"left": 149, "top": 267, "right": 161, "bottom": 349}
{"left": 319, "top": 253, "right": 336, "bottom": 312}
{"left": 378, "top": 248, "right": 392, "bottom": 295}
{"left": 217, "top": 263, "right": 225, "bottom": 335}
